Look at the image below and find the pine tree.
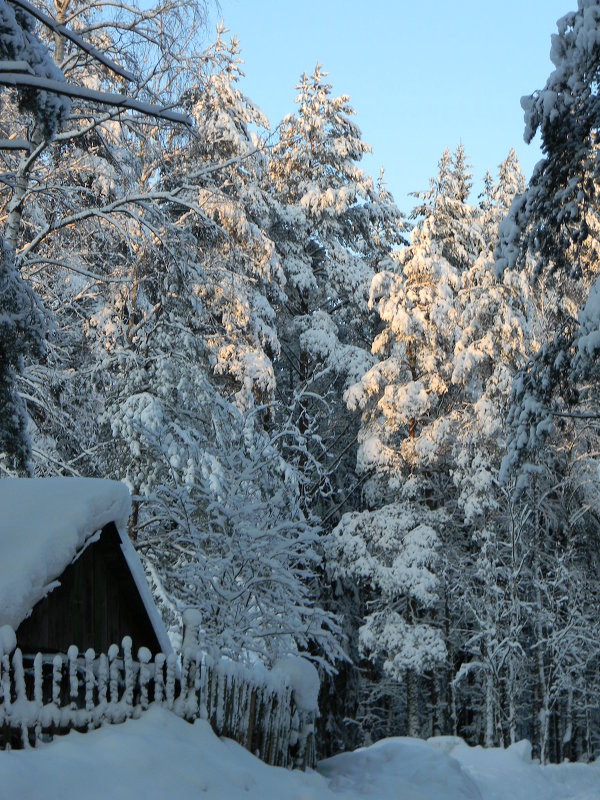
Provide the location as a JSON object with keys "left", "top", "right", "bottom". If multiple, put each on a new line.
{"left": 268, "top": 64, "right": 405, "bottom": 521}
{"left": 337, "top": 147, "right": 533, "bottom": 743}
{"left": 165, "top": 25, "right": 283, "bottom": 411}
{"left": 495, "top": 1, "right": 600, "bottom": 471}
{"left": 267, "top": 65, "right": 406, "bottom": 753}
{"left": 492, "top": 8, "right": 600, "bottom": 757}
{"left": 334, "top": 146, "right": 478, "bottom": 739}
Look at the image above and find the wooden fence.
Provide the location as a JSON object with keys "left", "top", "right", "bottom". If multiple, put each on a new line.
{"left": 0, "top": 637, "right": 316, "bottom": 769}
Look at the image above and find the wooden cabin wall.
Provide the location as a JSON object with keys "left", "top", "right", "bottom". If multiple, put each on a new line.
{"left": 16, "top": 524, "right": 162, "bottom": 655}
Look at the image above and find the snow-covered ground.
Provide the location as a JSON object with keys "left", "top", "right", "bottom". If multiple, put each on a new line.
{"left": 1, "top": 706, "right": 598, "bottom": 800}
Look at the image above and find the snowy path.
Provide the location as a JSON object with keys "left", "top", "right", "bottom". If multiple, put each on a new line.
{"left": 1, "top": 706, "right": 598, "bottom": 799}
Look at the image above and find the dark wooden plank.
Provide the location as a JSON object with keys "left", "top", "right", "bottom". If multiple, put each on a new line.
{"left": 16, "top": 524, "right": 162, "bottom": 655}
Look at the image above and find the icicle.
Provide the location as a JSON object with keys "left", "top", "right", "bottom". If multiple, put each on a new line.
{"left": 245, "top": 687, "right": 257, "bottom": 753}
{"left": 234, "top": 677, "right": 244, "bottom": 739}
{"left": 194, "top": 652, "right": 202, "bottom": 693}
{"left": 238, "top": 679, "right": 249, "bottom": 740}
{"left": 137, "top": 647, "right": 151, "bottom": 710}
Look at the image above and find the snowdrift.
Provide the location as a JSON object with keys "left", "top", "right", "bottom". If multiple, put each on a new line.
{"left": 1, "top": 705, "right": 599, "bottom": 800}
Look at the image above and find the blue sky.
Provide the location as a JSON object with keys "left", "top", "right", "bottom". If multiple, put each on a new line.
{"left": 206, "top": 1, "right": 569, "bottom": 211}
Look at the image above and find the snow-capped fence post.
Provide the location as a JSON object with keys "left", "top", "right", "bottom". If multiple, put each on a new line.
{"left": 97, "top": 653, "right": 108, "bottom": 711}
{"left": 84, "top": 648, "right": 95, "bottom": 727}
{"left": 1, "top": 634, "right": 319, "bottom": 768}
{"left": 108, "top": 644, "right": 120, "bottom": 708}
{"left": 154, "top": 652, "right": 165, "bottom": 704}
{"left": 165, "top": 653, "right": 177, "bottom": 710}
{"left": 33, "top": 652, "right": 43, "bottom": 742}
{"left": 122, "top": 636, "right": 134, "bottom": 716}
{"left": 137, "top": 647, "right": 152, "bottom": 711}
{"left": 50, "top": 653, "right": 63, "bottom": 739}
{"left": 0, "top": 626, "right": 16, "bottom": 748}
{"left": 198, "top": 652, "right": 210, "bottom": 721}
{"left": 11, "top": 648, "right": 29, "bottom": 747}
{"left": 182, "top": 609, "right": 202, "bottom": 651}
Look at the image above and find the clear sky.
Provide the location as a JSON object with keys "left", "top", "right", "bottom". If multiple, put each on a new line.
{"left": 206, "top": 1, "right": 570, "bottom": 211}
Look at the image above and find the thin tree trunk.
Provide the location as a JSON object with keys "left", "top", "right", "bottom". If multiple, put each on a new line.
{"left": 535, "top": 581, "right": 550, "bottom": 765}
{"left": 5, "top": 169, "right": 30, "bottom": 258}
{"left": 485, "top": 669, "right": 494, "bottom": 747}
{"left": 507, "top": 655, "right": 517, "bottom": 745}
{"left": 406, "top": 670, "right": 420, "bottom": 737}
{"left": 562, "top": 688, "right": 573, "bottom": 762}
{"left": 54, "top": 0, "right": 69, "bottom": 66}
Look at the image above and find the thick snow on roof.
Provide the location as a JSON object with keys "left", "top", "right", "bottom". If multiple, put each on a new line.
{"left": 0, "top": 478, "right": 171, "bottom": 654}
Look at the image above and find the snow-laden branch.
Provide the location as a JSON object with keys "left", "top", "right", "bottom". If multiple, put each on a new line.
{"left": 0, "top": 70, "right": 191, "bottom": 125}
{"left": 27, "top": 257, "right": 132, "bottom": 283}
{"left": 19, "top": 187, "right": 211, "bottom": 257}
{"left": 8, "top": 0, "right": 136, "bottom": 82}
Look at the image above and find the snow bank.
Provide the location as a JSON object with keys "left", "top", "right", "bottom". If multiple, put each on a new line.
{"left": 320, "top": 736, "right": 482, "bottom": 799}
{"left": 0, "top": 706, "right": 331, "bottom": 800}
{"left": 434, "top": 736, "right": 600, "bottom": 800}
{"left": 1, "top": 708, "right": 599, "bottom": 800}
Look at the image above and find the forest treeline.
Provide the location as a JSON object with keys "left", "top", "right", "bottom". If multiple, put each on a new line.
{"left": 1, "top": 0, "right": 599, "bottom": 765}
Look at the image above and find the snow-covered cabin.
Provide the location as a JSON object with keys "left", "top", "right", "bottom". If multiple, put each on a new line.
{"left": 0, "top": 478, "right": 171, "bottom": 656}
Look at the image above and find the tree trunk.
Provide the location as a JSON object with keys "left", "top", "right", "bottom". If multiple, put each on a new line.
{"left": 406, "top": 670, "right": 420, "bottom": 737}
{"left": 54, "top": 0, "right": 69, "bottom": 66}
{"left": 535, "top": 581, "right": 550, "bottom": 764}
{"left": 485, "top": 670, "right": 495, "bottom": 747}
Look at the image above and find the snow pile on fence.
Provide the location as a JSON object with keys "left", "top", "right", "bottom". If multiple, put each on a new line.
{"left": 0, "top": 634, "right": 318, "bottom": 768}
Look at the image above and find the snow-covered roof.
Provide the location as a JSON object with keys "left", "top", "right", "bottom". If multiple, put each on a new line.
{"left": 0, "top": 478, "right": 172, "bottom": 655}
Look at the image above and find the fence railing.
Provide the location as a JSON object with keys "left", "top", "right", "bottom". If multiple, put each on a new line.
{"left": 0, "top": 637, "right": 316, "bottom": 769}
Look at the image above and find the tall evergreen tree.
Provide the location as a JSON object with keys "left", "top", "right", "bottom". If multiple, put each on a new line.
{"left": 335, "top": 147, "right": 532, "bottom": 744}
{"left": 268, "top": 64, "right": 405, "bottom": 521}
